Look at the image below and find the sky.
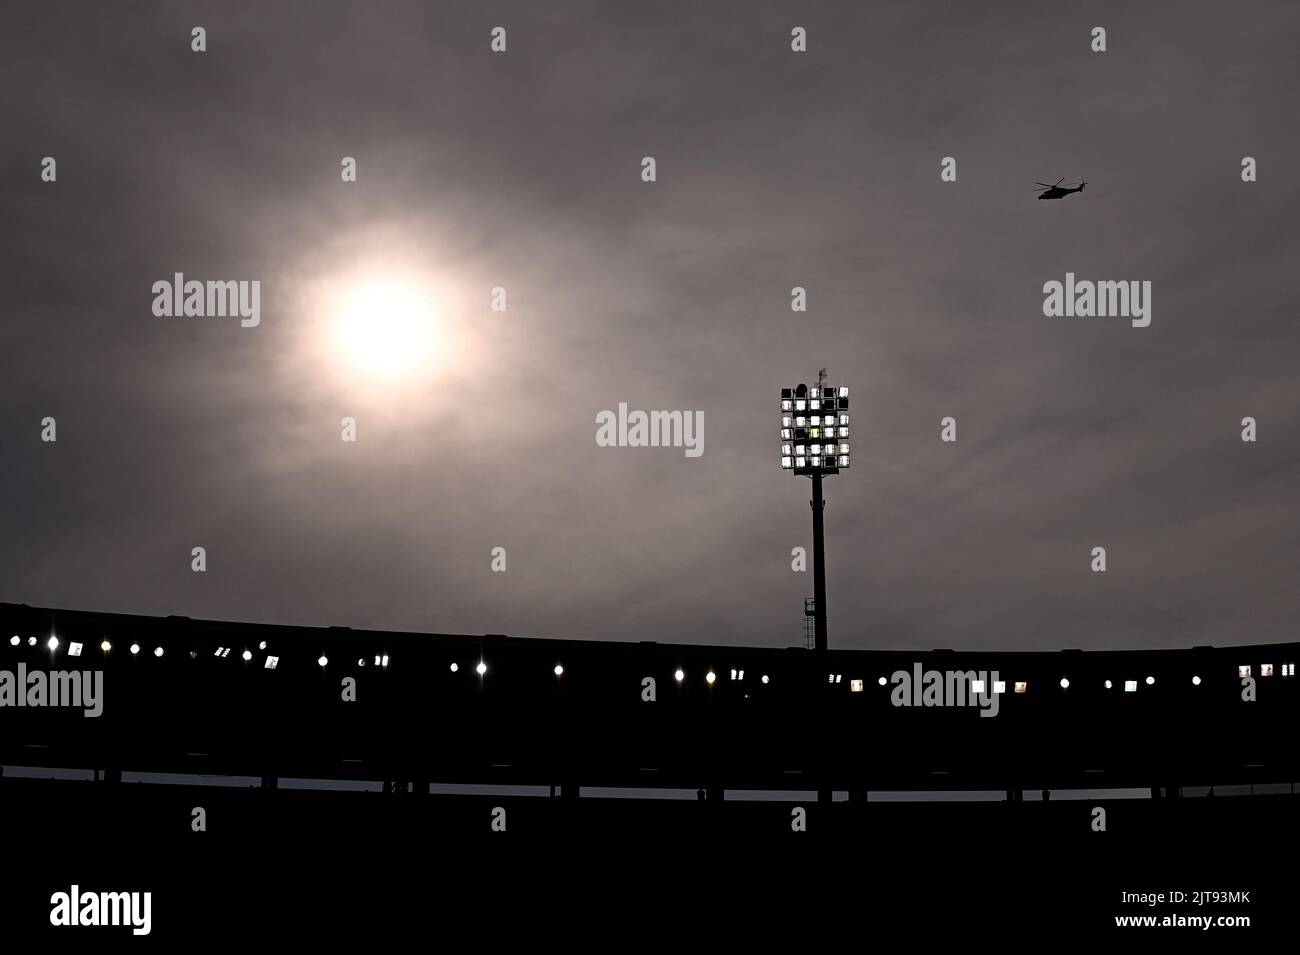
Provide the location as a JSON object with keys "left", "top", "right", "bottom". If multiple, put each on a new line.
{"left": 2, "top": 0, "right": 1298, "bottom": 653}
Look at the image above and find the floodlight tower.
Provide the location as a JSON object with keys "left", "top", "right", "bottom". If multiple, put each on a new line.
{"left": 780, "top": 370, "right": 849, "bottom": 651}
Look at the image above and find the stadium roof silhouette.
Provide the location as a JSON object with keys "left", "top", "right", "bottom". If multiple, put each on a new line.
{"left": 3, "top": 602, "right": 1296, "bottom": 797}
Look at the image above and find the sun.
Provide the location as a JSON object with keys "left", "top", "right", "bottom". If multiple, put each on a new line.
{"left": 334, "top": 280, "right": 436, "bottom": 376}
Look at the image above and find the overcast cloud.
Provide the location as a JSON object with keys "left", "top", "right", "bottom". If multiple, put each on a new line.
{"left": 2, "top": 1, "right": 1298, "bottom": 651}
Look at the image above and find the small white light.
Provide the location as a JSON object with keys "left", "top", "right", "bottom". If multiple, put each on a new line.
{"left": 242, "top": 650, "right": 252, "bottom": 661}
{"left": 259, "top": 641, "right": 267, "bottom": 650}
{"left": 318, "top": 655, "right": 328, "bottom": 667}
{"left": 878, "top": 676, "right": 887, "bottom": 686}
{"left": 69, "top": 642, "right": 83, "bottom": 657}
{"left": 674, "top": 668, "right": 685, "bottom": 682}
{"left": 554, "top": 664, "right": 564, "bottom": 677}
{"left": 730, "top": 668, "right": 737, "bottom": 681}
{"left": 48, "top": 636, "right": 59, "bottom": 651}
{"left": 737, "top": 669, "right": 744, "bottom": 681}
{"left": 215, "top": 647, "right": 225, "bottom": 657}
{"left": 1104, "top": 679, "right": 1113, "bottom": 689}
{"left": 1260, "top": 663, "right": 1274, "bottom": 677}
{"left": 357, "top": 658, "right": 365, "bottom": 667}
{"left": 706, "top": 670, "right": 716, "bottom": 685}
{"left": 130, "top": 643, "right": 140, "bottom": 655}
{"left": 838, "top": 386, "right": 848, "bottom": 397}
{"left": 154, "top": 646, "right": 164, "bottom": 658}
{"left": 850, "top": 679, "right": 864, "bottom": 693}
{"left": 382, "top": 654, "right": 389, "bottom": 667}
{"left": 450, "top": 662, "right": 459, "bottom": 672}
{"left": 1191, "top": 675, "right": 1201, "bottom": 685}
{"left": 9, "top": 635, "right": 19, "bottom": 646}
{"left": 28, "top": 637, "right": 37, "bottom": 647}
{"left": 1145, "top": 676, "right": 1155, "bottom": 685}
{"left": 971, "top": 679, "right": 985, "bottom": 694}
{"left": 993, "top": 680, "right": 1006, "bottom": 694}
{"left": 1059, "top": 677, "right": 1069, "bottom": 689}
{"left": 100, "top": 639, "right": 111, "bottom": 652}
{"left": 1238, "top": 665, "right": 1251, "bottom": 678}
{"left": 265, "top": 656, "right": 279, "bottom": 670}
{"left": 374, "top": 655, "right": 382, "bottom": 666}
{"left": 1124, "top": 680, "right": 1137, "bottom": 692}
{"left": 761, "top": 674, "right": 769, "bottom": 684}
{"left": 1014, "top": 681, "right": 1027, "bottom": 694}
{"left": 476, "top": 661, "right": 487, "bottom": 675}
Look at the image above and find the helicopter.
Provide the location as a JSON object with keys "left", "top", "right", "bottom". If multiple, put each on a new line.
{"left": 1035, "top": 178, "right": 1086, "bottom": 200}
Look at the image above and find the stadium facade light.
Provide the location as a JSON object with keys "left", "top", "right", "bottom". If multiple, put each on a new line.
{"left": 1104, "top": 679, "right": 1113, "bottom": 689}
{"left": 154, "top": 647, "right": 164, "bottom": 658}
{"left": 554, "top": 664, "right": 564, "bottom": 677}
{"left": 259, "top": 641, "right": 267, "bottom": 651}
{"left": 130, "top": 643, "right": 140, "bottom": 655}
{"left": 780, "top": 373, "right": 849, "bottom": 652}
{"left": 265, "top": 656, "right": 279, "bottom": 670}
{"left": 878, "top": 675, "right": 888, "bottom": 686}
{"left": 242, "top": 650, "right": 253, "bottom": 661}
{"left": 8, "top": 635, "right": 18, "bottom": 646}
{"left": 27, "top": 637, "right": 37, "bottom": 647}
{"left": 705, "top": 670, "right": 716, "bottom": 685}
{"left": 971, "top": 679, "right": 985, "bottom": 694}
{"left": 1238, "top": 665, "right": 1251, "bottom": 678}
{"left": 69, "top": 642, "right": 83, "bottom": 657}
{"left": 100, "top": 640, "right": 111, "bottom": 652}
{"left": 1145, "top": 676, "right": 1155, "bottom": 685}
{"left": 1260, "top": 663, "right": 1274, "bottom": 677}
{"left": 761, "top": 674, "right": 770, "bottom": 684}
{"left": 850, "top": 679, "right": 864, "bottom": 692}
{"left": 1124, "top": 680, "right": 1137, "bottom": 692}
{"left": 450, "top": 662, "right": 459, "bottom": 672}
{"left": 1284, "top": 663, "right": 1296, "bottom": 678}
{"left": 674, "top": 668, "right": 684, "bottom": 682}
{"left": 1059, "top": 677, "right": 1069, "bottom": 689}
{"left": 1014, "top": 681, "right": 1028, "bottom": 694}
{"left": 993, "top": 681, "right": 1006, "bottom": 694}
{"left": 382, "top": 654, "right": 389, "bottom": 668}
{"left": 476, "top": 661, "right": 487, "bottom": 676}
{"left": 47, "top": 636, "right": 59, "bottom": 651}
{"left": 1192, "top": 675, "right": 1201, "bottom": 685}
{"left": 318, "top": 655, "right": 328, "bottom": 667}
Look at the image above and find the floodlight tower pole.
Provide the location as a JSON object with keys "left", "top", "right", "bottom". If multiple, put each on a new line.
{"left": 810, "top": 471, "right": 828, "bottom": 652}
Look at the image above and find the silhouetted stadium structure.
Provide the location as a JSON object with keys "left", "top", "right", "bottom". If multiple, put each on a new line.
{"left": 4, "top": 602, "right": 1297, "bottom": 803}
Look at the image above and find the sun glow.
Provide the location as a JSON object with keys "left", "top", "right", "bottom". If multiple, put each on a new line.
{"left": 334, "top": 280, "right": 436, "bottom": 376}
